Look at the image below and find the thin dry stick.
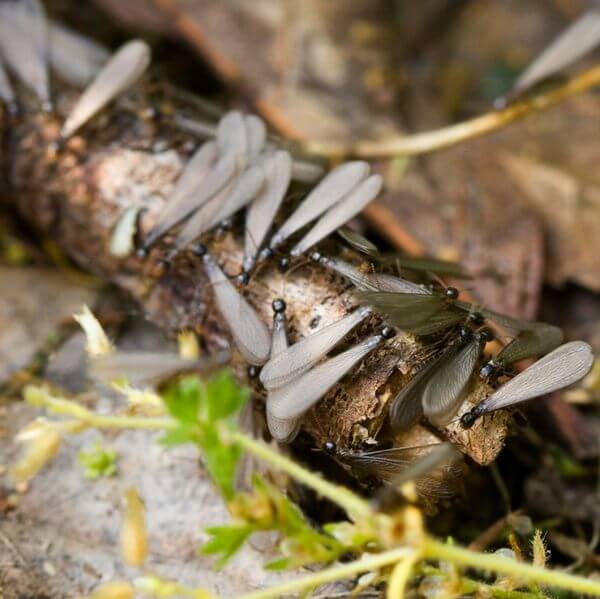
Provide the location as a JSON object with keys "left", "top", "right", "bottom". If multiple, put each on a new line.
{"left": 304, "top": 65, "right": 600, "bottom": 158}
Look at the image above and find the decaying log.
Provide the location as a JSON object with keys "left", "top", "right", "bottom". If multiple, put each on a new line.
{"left": 1, "top": 78, "right": 509, "bottom": 467}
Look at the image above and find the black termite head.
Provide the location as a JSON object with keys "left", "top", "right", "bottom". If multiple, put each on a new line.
{"left": 480, "top": 360, "right": 499, "bottom": 380}
{"left": 258, "top": 247, "right": 274, "bottom": 263}
{"left": 247, "top": 365, "right": 260, "bottom": 379}
{"left": 272, "top": 298, "right": 287, "bottom": 314}
{"left": 479, "top": 327, "right": 494, "bottom": 343}
{"left": 445, "top": 286, "right": 459, "bottom": 300}
{"left": 468, "top": 311, "right": 485, "bottom": 327}
{"left": 191, "top": 243, "right": 208, "bottom": 258}
{"left": 310, "top": 251, "right": 322, "bottom": 263}
{"left": 235, "top": 272, "right": 250, "bottom": 286}
{"left": 278, "top": 256, "right": 291, "bottom": 272}
{"left": 380, "top": 325, "right": 396, "bottom": 340}
{"left": 215, "top": 218, "right": 233, "bottom": 236}
{"left": 460, "top": 404, "right": 484, "bottom": 428}
{"left": 136, "top": 247, "right": 148, "bottom": 259}
{"left": 457, "top": 325, "right": 473, "bottom": 341}
{"left": 323, "top": 440, "right": 337, "bottom": 454}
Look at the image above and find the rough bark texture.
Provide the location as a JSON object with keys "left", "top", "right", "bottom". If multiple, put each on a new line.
{"left": 2, "top": 79, "right": 508, "bottom": 465}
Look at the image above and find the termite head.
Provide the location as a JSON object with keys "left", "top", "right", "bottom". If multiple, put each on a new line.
{"left": 272, "top": 298, "right": 287, "bottom": 314}
{"left": 247, "top": 365, "right": 260, "bottom": 379}
{"left": 235, "top": 272, "right": 250, "bottom": 286}
{"left": 323, "top": 440, "right": 336, "bottom": 454}
{"left": 258, "top": 247, "right": 274, "bottom": 263}
{"left": 310, "top": 251, "right": 322, "bottom": 263}
{"left": 278, "top": 256, "right": 290, "bottom": 272}
{"left": 445, "top": 286, "right": 459, "bottom": 300}
{"left": 380, "top": 325, "right": 395, "bottom": 340}
{"left": 192, "top": 243, "right": 207, "bottom": 258}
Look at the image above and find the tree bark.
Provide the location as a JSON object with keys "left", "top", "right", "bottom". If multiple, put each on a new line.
{"left": 1, "top": 79, "right": 508, "bottom": 466}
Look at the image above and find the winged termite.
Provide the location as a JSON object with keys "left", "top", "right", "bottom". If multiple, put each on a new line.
{"left": 480, "top": 322, "right": 564, "bottom": 378}
{"left": 268, "top": 161, "right": 370, "bottom": 250}
{"left": 268, "top": 328, "right": 394, "bottom": 421}
{"left": 357, "top": 286, "right": 463, "bottom": 336}
{"left": 60, "top": 39, "right": 151, "bottom": 139}
{"left": 172, "top": 163, "right": 265, "bottom": 252}
{"left": 312, "top": 252, "right": 430, "bottom": 295}
{"left": 389, "top": 327, "right": 489, "bottom": 431}
{"left": 0, "top": 0, "right": 50, "bottom": 109}
{"left": 0, "top": 56, "right": 16, "bottom": 113}
{"left": 324, "top": 441, "right": 458, "bottom": 506}
{"left": 242, "top": 150, "right": 292, "bottom": 273}
{"left": 196, "top": 245, "right": 271, "bottom": 365}
{"left": 47, "top": 20, "right": 109, "bottom": 87}
{"left": 259, "top": 306, "right": 372, "bottom": 390}
{"left": 369, "top": 442, "right": 461, "bottom": 512}
{"left": 289, "top": 174, "right": 383, "bottom": 257}
{"left": 265, "top": 299, "right": 300, "bottom": 443}
{"left": 140, "top": 142, "right": 237, "bottom": 252}
{"left": 421, "top": 329, "right": 491, "bottom": 426}
{"left": 508, "top": 6, "right": 600, "bottom": 100}
{"left": 89, "top": 350, "right": 228, "bottom": 388}
{"left": 337, "top": 227, "right": 470, "bottom": 278}
{"left": 461, "top": 341, "right": 594, "bottom": 428}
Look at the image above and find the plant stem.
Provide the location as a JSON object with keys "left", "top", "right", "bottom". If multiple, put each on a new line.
{"left": 423, "top": 537, "right": 600, "bottom": 596}
{"left": 235, "top": 548, "right": 415, "bottom": 599}
{"left": 304, "top": 65, "right": 600, "bottom": 159}
{"left": 231, "top": 431, "right": 373, "bottom": 521}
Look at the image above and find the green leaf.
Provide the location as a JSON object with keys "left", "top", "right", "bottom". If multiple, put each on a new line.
{"left": 264, "top": 557, "right": 292, "bottom": 571}
{"left": 162, "top": 376, "right": 202, "bottom": 423}
{"left": 158, "top": 423, "right": 199, "bottom": 447}
{"left": 201, "top": 524, "right": 254, "bottom": 568}
{"left": 204, "top": 369, "right": 249, "bottom": 422}
{"left": 77, "top": 442, "right": 117, "bottom": 479}
{"left": 197, "top": 425, "right": 241, "bottom": 500}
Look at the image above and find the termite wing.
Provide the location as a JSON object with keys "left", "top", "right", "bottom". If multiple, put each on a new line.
{"left": 461, "top": 341, "right": 594, "bottom": 428}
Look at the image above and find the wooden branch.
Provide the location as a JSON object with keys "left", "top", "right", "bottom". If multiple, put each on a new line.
{"left": 1, "top": 80, "right": 509, "bottom": 466}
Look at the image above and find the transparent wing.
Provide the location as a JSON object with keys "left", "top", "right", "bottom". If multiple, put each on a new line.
{"left": 259, "top": 306, "right": 371, "bottom": 390}
{"left": 422, "top": 334, "right": 484, "bottom": 425}
{"left": 497, "top": 322, "right": 563, "bottom": 367}
{"left": 481, "top": 341, "right": 594, "bottom": 412}
{"left": 0, "top": 0, "right": 49, "bottom": 106}
{"left": 61, "top": 39, "right": 150, "bottom": 138}
{"left": 290, "top": 174, "right": 383, "bottom": 256}
{"left": 243, "top": 150, "right": 292, "bottom": 271}
{"left": 266, "top": 310, "right": 300, "bottom": 442}
{"left": 0, "top": 56, "right": 15, "bottom": 106}
{"left": 244, "top": 114, "right": 267, "bottom": 159}
{"left": 513, "top": 7, "right": 600, "bottom": 95}
{"left": 203, "top": 254, "right": 271, "bottom": 365}
{"left": 269, "top": 161, "right": 369, "bottom": 248}
{"left": 269, "top": 334, "right": 382, "bottom": 420}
